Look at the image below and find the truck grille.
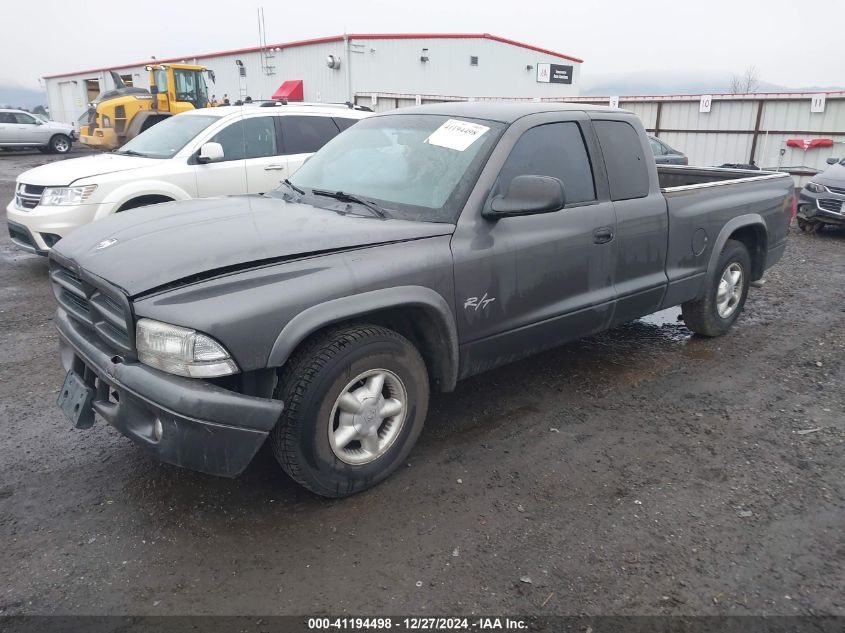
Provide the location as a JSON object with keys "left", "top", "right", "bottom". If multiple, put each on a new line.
{"left": 15, "top": 183, "right": 44, "bottom": 210}
{"left": 818, "top": 199, "right": 843, "bottom": 214}
{"left": 825, "top": 185, "right": 845, "bottom": 195}
{"left": 50, "top": 261, "right": 134, "bottom": 356}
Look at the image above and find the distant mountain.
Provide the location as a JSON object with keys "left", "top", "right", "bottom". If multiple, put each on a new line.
{"left": 581, "top": 72, "right": 844, "bottom": 96}
{"left": 0, "top": 85, "right": 47, "bottom": 109}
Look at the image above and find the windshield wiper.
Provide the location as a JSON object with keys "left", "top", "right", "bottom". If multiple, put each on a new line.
{"left": 281, "top": 178, "right": 305, "bottom": 196}
{"left": 311, "top": 189, "right": 388, "bottom": 219}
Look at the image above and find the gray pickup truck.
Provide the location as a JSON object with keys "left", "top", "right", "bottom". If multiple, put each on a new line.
{"left": 49, "top": 103, "right": 793, "bottom": 497}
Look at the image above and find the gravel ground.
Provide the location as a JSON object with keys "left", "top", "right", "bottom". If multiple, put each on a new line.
{"left": 0, "top": 151, "right": 843, "bottom": 618}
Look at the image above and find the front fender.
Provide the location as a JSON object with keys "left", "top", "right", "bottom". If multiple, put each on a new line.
{"left": 267, "top": 286, "right": 459, "bottom": 391}
{"left": 95, "top": 181, "right": 194, "bottom": 220}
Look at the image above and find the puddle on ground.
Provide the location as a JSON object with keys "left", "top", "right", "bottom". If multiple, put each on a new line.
{"left": 631, "top": 307, "right": 714, "bottom": 360}
{"left": 638, "top": 307, "right": 683, "bottom": 328}
{"left": 625, "top": 306, "right": 693, "bottom": 344}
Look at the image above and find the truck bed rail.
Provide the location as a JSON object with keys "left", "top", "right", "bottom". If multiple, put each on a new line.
{"left": 658, "top": 165, "right": 792, "bottom": 192}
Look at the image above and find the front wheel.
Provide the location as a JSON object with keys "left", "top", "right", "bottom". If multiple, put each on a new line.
{"left": 271, "top": 324, "right": 429, "bottom": 497}
{"left": 682, "top": 239, "right": 751, "bottom": 337}
{"left": 49, "top": 134, "right": 71, "bottom": 154}
{"left": 797, "top": 218, "right": 821, "bottom": 234}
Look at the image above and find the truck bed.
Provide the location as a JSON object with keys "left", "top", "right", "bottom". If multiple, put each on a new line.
{"left": 657, "top": 165, "right": 794, "bottom": 309}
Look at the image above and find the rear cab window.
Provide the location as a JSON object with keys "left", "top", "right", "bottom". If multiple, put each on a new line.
{"left": 593, "top": 120, "right": 650, "bottom": 201}
{"left": 495, "top": 122, "right": 596, "bottom": 205}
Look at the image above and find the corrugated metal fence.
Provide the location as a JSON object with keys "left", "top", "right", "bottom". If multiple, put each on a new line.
{"left": 356, "top": 91, "right": 845, "bottom": 181}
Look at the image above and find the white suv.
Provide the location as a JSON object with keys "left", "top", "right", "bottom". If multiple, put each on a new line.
{"left": 6, "top": 103, "right": 371, "bottom": 254}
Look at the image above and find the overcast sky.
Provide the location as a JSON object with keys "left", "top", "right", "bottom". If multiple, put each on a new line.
{"left": 3, "top": 0, "right": 842, "bottom": 90}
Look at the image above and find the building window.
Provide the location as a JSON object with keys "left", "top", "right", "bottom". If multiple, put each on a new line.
{"left": 120, "top": 74, "right": 134, "bottom": 87}
{"left": 470, "top": 56, "right": 479, "bottom": 66}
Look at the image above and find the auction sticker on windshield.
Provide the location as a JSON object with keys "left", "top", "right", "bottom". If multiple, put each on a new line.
{"left": 425, "top": 119, "right": 490, "bottom": 151}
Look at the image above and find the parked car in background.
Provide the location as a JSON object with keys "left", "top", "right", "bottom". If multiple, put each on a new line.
{"left": 6, "top": 102, "right": 371, "bottom": 254}
{"left": 797, "top": 157, "right": 845, "bottom": 233}
{"left": 0, "top": 109, "right": 76, "bottom": 154}
{"left": 47, "top": 103, "right": 792, "bottom": 497}
{"left": 648, "top": 135, "right": 688, "bottom": 164}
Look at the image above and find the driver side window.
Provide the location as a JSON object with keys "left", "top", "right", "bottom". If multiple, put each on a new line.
{"left": 14, "top": 113, "right": 36, "bottom": 125}
{"left": 496, "top": 122, "right": 596, "bottom": 205}
{"left": 208, "top": 117, "right": 278, "bottom": 162}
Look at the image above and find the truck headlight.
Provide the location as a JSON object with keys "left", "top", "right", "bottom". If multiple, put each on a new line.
{"left": 136, "top": 318, "right": 239, "bottom": 378}
{"left": 41, "top": 185, "right": 97, "bottom": 206}
{"left": 805, "top": 182, "right": 827, "bottom": 194}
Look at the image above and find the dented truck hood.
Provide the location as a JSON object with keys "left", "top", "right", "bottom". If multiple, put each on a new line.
{"left": 51, "top": 195, "right": 455, "bottom": 296}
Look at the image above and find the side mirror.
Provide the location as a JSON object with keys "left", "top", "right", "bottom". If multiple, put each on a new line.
{"left": 197, "top": 142, "right": 224, "bottom": 163}
{"left": 35, "top": 119, "right": 44, "bottom": 125}
{"left": 484, "top": 175, "right": 566, "bottom": 219}
{"left": 826, "top": 157, "right": 840, "bottom": 165}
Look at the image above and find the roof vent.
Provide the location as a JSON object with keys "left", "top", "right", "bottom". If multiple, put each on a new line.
{"left": 470, "top": 56, "right": 479, "bottom": 66}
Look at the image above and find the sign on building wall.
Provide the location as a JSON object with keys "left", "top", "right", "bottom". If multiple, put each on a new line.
{"left": 536, "top": 63, "right": 573, "bottom": 85}
{"left": 609, "top": 96, "right": 620, "bottom": 109}
{"left": 699, "top": 95, "right": 713, "bottom": 113}
{"left": 810, "top": 93, "right": 826, "bottom": 113}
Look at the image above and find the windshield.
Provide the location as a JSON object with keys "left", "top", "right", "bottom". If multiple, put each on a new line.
{"left": 116, "top": 114, "right": 217, "bottom": 159}
{"left": 286, "top": 114, "right": 505, "bottom": 223}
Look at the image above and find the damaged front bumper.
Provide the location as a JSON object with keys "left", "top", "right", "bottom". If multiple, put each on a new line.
{"left": 55, "top": 307, "right": 284, "bottom": 477}
{"left": 797, "top": 191, "right": 845, "bottom": 226}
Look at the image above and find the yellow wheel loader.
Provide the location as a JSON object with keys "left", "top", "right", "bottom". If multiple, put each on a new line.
{"left": 80, "top": 64, "right": 215, "bottom": 151}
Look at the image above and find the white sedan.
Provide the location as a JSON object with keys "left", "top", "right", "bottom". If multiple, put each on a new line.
{"left": 6, "top": 103, "right": 370, "bottom": 254}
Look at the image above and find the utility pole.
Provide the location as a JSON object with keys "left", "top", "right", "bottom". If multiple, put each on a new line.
{"left": 344, "top": 33, "right": 353, "bottom": 104}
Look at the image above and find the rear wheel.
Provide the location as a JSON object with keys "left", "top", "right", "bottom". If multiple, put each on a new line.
{"left": 49, "top": 134, "right": 71, "bottom": 154}
{"left": 682, "top": 239, "right": 751, "bottom": 337}
{"left": 271, "top": 324, "right": 429, "bottom": 497}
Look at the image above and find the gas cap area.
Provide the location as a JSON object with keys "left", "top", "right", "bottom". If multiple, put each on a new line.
{"left": 692, "top": 228, "right": 708, "bottom": 256}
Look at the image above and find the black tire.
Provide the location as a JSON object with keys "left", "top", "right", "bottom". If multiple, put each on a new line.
{"left": 139, "top": 117, "right": 163, "bottom": 133}
{"left": 800, "top": 219, "right": 822, "bottom": 234}
{"left": 681, "top": 239, "right": 751, "bottom": 337}
{"left": 49, "top": 134, "right": 71, "bottom": 154}
{"left": 271, "top": 324, "right": 429, "bottom": 497}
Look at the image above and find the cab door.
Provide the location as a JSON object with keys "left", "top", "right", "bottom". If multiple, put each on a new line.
{"left": 11, "top": 112, "right": 45, "bottom": 143}
{"left": 451, "top": 114, "right": 618, "bottom": 377}
{"left": 195, "top": 115, "right": 287, "bottom": 196}
{"left": 593, "top": 118, "right": 668, "bottom": 325}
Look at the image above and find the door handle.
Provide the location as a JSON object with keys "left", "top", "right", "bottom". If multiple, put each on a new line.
{"left": 264, "top": 164, "right": 285, "bottom": 171}
{"left": 593, "top": 227, "right": 614, "bottom": 244}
